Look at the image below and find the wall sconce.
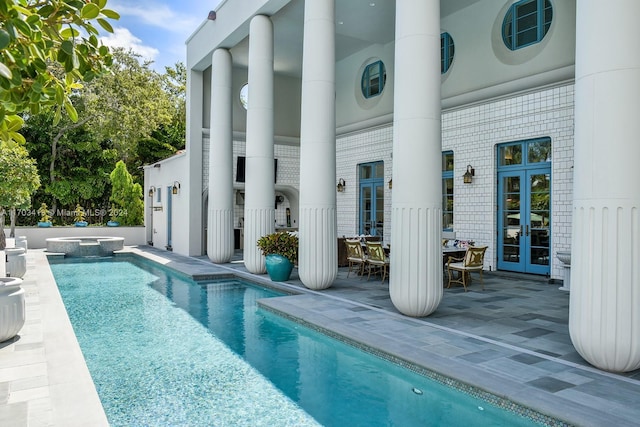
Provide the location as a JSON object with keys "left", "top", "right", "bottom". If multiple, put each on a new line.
{"left": 148, "top": 186, "right": 155, "bottom": 198}
{"left": 388, "top": 179, "right": 393, "bottom": 190}
{"left": 172, "top": 181, "right": 181, "bottom": 195}
{"left": 336, "top": 178, "right": 346, "bottom": 192}
{"left": 463, "top": 165, "right": 475, "bottom": 184}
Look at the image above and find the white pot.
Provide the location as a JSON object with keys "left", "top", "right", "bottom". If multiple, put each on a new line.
{"left": 6, "top": 247, "right": 26, "bottom": 278}
{"left": 0, "top": 277, "right": 25, "bottom": 343}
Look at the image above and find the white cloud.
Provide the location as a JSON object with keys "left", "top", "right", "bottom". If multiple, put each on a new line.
{"left": 108, "top": 1, "right": 203, "bottom": 34}
{"left": 100, "top": 27, "right": 160, "bottom": 62}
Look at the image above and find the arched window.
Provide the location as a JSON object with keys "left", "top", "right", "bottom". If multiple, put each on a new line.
{"left": 361, "top": 60, "right": 386, "bottom": 99}
{"left": 441, "top": 32, "right": 455, "bottom": 74}
{"left": 502, "top": 0, "right": 553, "bottom": 50}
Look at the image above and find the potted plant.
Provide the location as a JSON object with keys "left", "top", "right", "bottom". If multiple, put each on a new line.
{"left": 257, "top": 231, "right": 299, "bottom": 281}
{"left": 74, "top": 204, "right": 88, "bottom": 227}
{"left": 107, "top": 203, "right": 120, "bottom": 227}
{"left": 37, "top": 203, "right": 52, "bottom": 227}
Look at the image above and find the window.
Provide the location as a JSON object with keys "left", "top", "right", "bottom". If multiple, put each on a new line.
{"left": 359, "top": 162, "right": 385, "bottom": 236}
{"left": 442, "top": 152, "right": 454, "bottom": 230}
{"left": 502, "top": 0, "right": 553, "bottom": 50}
{"left": 499, "top": 137, "right": 551, "bottom": 166}
{"left": 441, "top": 32, "right": 455, "bottom": 74}
{"left": 235, "top": 156, "right": 278, "bottom": 183}
{"left": 361, "top": 61, "right": 386, "bottom": 99}
{"left": 239, "top": 83, "right": 248, "bottom": 109}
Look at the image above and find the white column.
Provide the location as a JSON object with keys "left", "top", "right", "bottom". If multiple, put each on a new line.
{"left": 298, "top": 0, "right": 337, "bottom": 290}
{"left": 207, "top": 48, "right": 234, "bottom": 263}
{"left": 243, "top": 15, "right": 275, "bottom": 274}
{"left": 570, "top": 0, "right": 640, "bottom": 372}
{"left": 186, "top": 68, "right": 204, "bottom": 255}
{"left": 390, "top": 0, "right": 442, "bottom": 317}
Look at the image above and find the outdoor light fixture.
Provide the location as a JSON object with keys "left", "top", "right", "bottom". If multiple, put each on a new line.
{"left": 336, "top": 178, "right": 346, "bottom": 192}
{"left": 388, "top": 179, "right": 393, "bottom": 190}
{"left": 148, "top": 186, "right": 156, "bottom": 198}
{"left": 463, "top": 165, "right": 475, "bottom": 184}
{"left": 172, "top": 181, "right": 181, "bottom": 195}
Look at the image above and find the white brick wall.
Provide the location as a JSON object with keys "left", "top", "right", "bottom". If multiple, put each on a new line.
{"left": 336, "top": 83, "right": 575, "bottom": 280}
{"left": 202, "top": 84, "right": 575, "bottom": 279}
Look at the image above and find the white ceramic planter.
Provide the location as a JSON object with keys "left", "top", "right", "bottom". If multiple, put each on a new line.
{"left": 0, "top": 277, "right": 25, "bottom": 342}
{"left": 15, "top": 236, "right": 28, "bottom": 251}
{"left": 6, "top": 247, "right": 26, "bottom": 278}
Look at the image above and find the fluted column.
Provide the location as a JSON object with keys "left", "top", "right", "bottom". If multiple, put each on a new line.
{"left": 243, "top": 15, "right": 275, "bottom": 274}
{"left": 207, "top": 48, "right": 234, "bottom": 263}
{"left": 390, "top": 0, "right": 442, "bottom": 317}
{"left": 570, "top": 0, "right": 640, "bottom": 372}
{"left": 298, "top": 0, "right": 337, "bottom": 290}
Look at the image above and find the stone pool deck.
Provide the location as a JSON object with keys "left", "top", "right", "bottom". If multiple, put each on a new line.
{"left": 1, "top": 245, "right": 640, "bottom": 426}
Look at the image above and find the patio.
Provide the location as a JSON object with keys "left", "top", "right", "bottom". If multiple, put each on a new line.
{"left": 1, "top": 245, "right": 639, "bottom": 426}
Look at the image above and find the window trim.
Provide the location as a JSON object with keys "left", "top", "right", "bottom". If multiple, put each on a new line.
{"left": 442, "top": 151, "right": 454, "bottom": 231}
{"left": 502, "top": 0, "right": 553, "bottom": 51}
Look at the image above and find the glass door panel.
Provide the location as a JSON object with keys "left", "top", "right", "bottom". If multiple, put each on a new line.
{"left": 526, "top": 171, "right": 550, "bottom": 272}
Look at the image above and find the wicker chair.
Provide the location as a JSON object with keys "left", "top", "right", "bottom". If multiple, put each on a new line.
{"left": 446, "top": 246, "right": 488, "bottom": 291}
{"left": 345, "top": 239, "right": 367, "bottom": 278}
{"left": 365, "top": 241, "right": 390, "bottom": 282}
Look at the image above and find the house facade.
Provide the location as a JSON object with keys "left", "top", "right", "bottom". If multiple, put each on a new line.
{"left": 144, "top": 0, "right": 640, "bottom": 373}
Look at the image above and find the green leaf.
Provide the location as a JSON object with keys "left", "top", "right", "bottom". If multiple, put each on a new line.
{"left": 101, "top": 9, "right": 120, "bottom": 19}
{"left": 53, "top": 105, "right": 61, "bottom": 125}
{"left": 0, "top": 62, "right": 11, "bottom": 80}
{"left": 9, "top": 131, "right": 25, "bottom": 145}
{"left": 96, "top": 0, "right": 107, "bottom": 9}
{"left": 0, "top": 29, "right": 10, "bottom": 50}
{"left": 97, "top": 18, "right": 113, "bottom": 33}
{"left": 12, "top": 19, "right": 32, "bottom": 37}
{"left": 81, "top": 4, "right": 100, "bottom": 20}
{"left": 98, "top": 45, "right": 109, "bottom": 56}
{"left": 6, "top": 115, "right": 24, "bottom": 132}
{"left": 64, "top": 99, "right": 78, "bottom": 122}
{"left": 60, "top": 27, "right": 80, "bottom": 39}
{"left": 61, "top": 40, "right": 74, "bottom": 55}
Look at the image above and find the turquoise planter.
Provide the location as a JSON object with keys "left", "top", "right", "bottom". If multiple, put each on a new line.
{"left": 265, "top": 254, "right": 294, "bottom": 282}
{"left": 75, "top": 221, "right": 88, "bottom": 227}
{"left": 107, "top": 221, "right": 120, "bottom": 227}
{"left": 37, "top": 221, "right": 52, "bottom": 228}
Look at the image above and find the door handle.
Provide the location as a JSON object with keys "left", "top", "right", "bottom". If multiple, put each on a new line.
{"left": 520, "top": 225, "right": 523, "bottom": 236}
{"left": 526, "top": 225, "right": 530, "bottom": 236}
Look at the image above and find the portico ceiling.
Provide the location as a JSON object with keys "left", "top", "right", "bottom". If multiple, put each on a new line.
{"left": 229, "top": 0, "right": 483, "bottom": 77}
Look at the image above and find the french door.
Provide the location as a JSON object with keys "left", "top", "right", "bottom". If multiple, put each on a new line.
{"left": 359, "top": 162, "right": 384, "bottom": 237}
{"left": 497, "top": 139, "right": 551, "bottom": 275}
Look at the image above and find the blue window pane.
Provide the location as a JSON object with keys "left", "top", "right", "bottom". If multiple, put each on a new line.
{"left": 361, "top": 61, "right": 386, "bottom": 98}
{"left": 502, "top": 0, "right": 553, "bottom": 50}
{"left": 441, "top": 32, "right": 455, "bottom": 74}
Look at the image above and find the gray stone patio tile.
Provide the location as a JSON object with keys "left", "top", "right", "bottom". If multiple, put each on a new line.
{"left": 526, "top": 376, "right": 575, "bottom": 393}
{"left": 513, "top": 327, "right": 554, "bottom": 338}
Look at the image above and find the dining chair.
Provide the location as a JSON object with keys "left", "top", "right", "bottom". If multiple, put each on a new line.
{"left": 345, "top": 239, "right": 367, "bottom": 278}
{"left": 365, "top": 241, "right": 390, "bottom": 282}
{"left": 446, "top": 246, "right": 488, "bottom": 291}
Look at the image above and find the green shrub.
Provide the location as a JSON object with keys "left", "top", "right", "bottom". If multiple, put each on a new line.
{"left": 257, "top": 232, "right": 299, "bottom": 264}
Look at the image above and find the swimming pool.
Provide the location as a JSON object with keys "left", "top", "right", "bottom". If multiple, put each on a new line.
{"left": 50, "top": 256, "right": 546, "bottom": 426}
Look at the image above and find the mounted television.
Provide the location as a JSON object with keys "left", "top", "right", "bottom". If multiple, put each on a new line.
{"left": 236, "top": 156, "right": 277, "bottom": 183}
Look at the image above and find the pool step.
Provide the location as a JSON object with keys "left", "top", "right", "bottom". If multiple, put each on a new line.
{"left": 77, "top": 242, "right": 101, "bottom": 257}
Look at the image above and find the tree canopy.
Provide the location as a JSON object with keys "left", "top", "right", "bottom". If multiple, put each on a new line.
{"left": 0, "top": 0, "right": 119, "bottom": 144}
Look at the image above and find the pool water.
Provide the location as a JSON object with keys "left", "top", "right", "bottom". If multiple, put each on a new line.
{"left": 50, "top": 257, "right": 545, "bottom": 427}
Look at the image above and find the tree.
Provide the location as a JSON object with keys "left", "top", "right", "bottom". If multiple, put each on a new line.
{"left": 86, "top": 48, "right": 173, "bottom": 161}
{"left": 0, "top": 143, "right": 40, "bottom": 248}
{"left": 109, "top": 160, "right": 143, "bottom": 226}
{"left": 0, "top": 0, "right": 120, "bottom": 144}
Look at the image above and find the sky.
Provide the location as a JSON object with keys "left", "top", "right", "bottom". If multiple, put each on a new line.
{"left": 99, "top": 0, "right": 222, "bottom": 72}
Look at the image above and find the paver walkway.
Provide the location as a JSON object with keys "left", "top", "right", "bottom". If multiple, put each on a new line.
{"left": 1, "top": 245, "right": 639, "bottom": 426}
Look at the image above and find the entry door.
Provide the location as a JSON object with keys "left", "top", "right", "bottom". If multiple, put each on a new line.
{"left": 359, "top": 162, "right": 384, "bottom": 237}
{"left": 497, "top": 139, "right": 551, "bottom": 275}
{"left": 166, "top": 186, "right": 173, "bottom": 250}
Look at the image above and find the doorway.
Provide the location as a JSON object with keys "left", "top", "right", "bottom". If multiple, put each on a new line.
{"left": 359, "top": 161, "right": 384, "bottom": 237}
{"left": 497, "top": 139, "right": 551, "bottom": 275}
